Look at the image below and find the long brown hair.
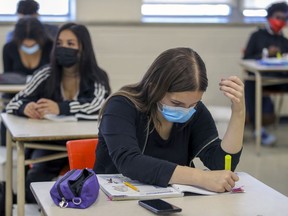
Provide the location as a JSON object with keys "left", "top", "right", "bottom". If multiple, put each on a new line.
{"left": 100, "top": 47, "right": 208, "bottom": 125}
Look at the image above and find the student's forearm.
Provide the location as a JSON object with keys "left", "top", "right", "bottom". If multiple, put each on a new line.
{"left": 221, "top": 110, "right": 245, "bottom": 154}
{"left": 169, "top": 165, "right": 202, "bottom": 185}
{"left": 169, "top": 165, "right": 239, "bottom": 192}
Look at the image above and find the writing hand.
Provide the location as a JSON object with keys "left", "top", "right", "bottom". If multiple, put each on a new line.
{"left": 268, "top": 46, "right": 280, "bottom": 57}
{"left": 200, "top": 170, "right": 239, "bottom": 192}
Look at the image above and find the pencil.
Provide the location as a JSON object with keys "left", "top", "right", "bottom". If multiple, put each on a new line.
{"left": 123, "top": 181, "right": 140, "bottom": 192}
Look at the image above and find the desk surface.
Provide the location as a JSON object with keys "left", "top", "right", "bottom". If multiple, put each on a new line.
{"left": 31, "top": 172, "right": 288, "bottom": 216}
{"left": 0, "top": 84, "right": 26, "bottom": 93}
{"left": 240, "top": 59, "right": 288, "bottom": 155}
{"left": 1, "top": 113, "right": 98, "bottom": 141}
{"left": 240, "top": 59, "right": 288, "bottom": 72}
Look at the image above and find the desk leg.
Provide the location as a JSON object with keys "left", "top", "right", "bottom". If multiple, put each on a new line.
{"left": 5, "top": 131, "right": 12, "bottom": 216}
{"left": 255, "top": 72, "right": 262, "bottom": 155}
{"left": 17, "top": 141, "right": 25, "bottom": 216}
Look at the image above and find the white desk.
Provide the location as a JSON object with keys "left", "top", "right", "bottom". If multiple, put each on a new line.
{"left": 0, "top": 84, "right": 26, "bottom": 109}
{"left": 239, "top": 60, "right": 288, "bottom": 154}
{"left": 1, "top": 113, "right": 98, "bottom": 216}
{"left": 30, "top": 172, "right": 288, "bottom": 216}
{"left": 0, "top": 84, "right": 26, "bottom": 94}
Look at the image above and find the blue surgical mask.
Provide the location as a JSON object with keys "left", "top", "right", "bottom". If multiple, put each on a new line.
{"left": 20, "top": 44, "right": 40, "bottom": 55}
{"left": 158, "top": 103, "right": 196, "bottom": 123}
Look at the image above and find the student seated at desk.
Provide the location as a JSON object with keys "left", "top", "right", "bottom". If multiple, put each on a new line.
{"left": 0, "top": 16, "right": 54, "bottom": 147}
{"left": 5, "top": 23, "right": 111, "bottom": 203}
{"left": 94, "top": 47, "right": 245, "bottom": 192}
{"left": 3, "top": 16, "right": 53, "bottom": 78}
{"left": 243, "top": 2, "right": 288, "bottom": 146}
{"left": 2, "top": 16, "right": 53, "bottom": 101}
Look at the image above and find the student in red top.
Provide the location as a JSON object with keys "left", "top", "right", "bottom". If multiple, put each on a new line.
{"left": 243, "top": 2, "right": 288, "bottom": 146}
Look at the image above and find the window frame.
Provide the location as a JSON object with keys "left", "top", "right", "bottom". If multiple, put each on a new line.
{"left": 0, "top": 0, "right": 75, "bottom": 23}
{"left": 141, "top": 0, "right": 288, "bottom": 24}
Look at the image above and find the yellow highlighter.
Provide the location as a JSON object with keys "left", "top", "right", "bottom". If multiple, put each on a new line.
{"left": 276, "top": 52, "right": 282, "bottom": 59}
{"left": 225, "top": 154, "right": 232, "bottom": 171}
{"left": 124, "top": 181, "right": 140, "bottom": 192}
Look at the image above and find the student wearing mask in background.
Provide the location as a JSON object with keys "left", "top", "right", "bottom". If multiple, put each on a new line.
{"left": 3, "top": 16, "right": 53, "bottom": 77}
{"left": 5, "top": 23, "right": 111, "bottom": 203}
{"left": 243, "top": 2, "right": 288, "bottom": 146}
{"left": 94, "top": 47, "right": 245, "bottom": 193}
{"left": 6, "top": 0, "right": 58, "bottom": 42}
{"left": 1, "top": 16, "right": 54, "bottom": 147}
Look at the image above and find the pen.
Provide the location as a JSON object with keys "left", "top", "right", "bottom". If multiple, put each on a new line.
{"left": 225, "top": 154, "right": 231, "bottom": 171}
{"left": 123, "top": 181, "right": 140, "bottom": 192}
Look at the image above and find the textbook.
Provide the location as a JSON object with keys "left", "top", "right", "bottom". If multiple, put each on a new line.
{"left": 97, "top": 174, "right": 184, "bottom": 201}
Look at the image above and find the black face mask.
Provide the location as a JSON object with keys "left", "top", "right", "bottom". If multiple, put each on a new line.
{"left": 55, "top": 47, "right": 79, "bottom": 68}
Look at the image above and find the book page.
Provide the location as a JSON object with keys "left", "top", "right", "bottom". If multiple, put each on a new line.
{"left": 97, "top": 174, "right": 183, "bottom": 200}
{"left": 171, "top": 172, "right": 246, "bottom": 195}
{"left": 172, "top": 184, "right": 217, "bottom": 195}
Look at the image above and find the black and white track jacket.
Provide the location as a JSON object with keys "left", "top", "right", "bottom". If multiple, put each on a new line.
{"left": 6, "top": 65, "right": 109, "bottom": 120}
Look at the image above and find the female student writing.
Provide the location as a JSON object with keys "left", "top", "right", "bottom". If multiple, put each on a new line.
{"left": 6, "top": 23, "right": 110, "bottom": 203}
{"left": 94, "top": 47, "right": 245, "bottom": 192}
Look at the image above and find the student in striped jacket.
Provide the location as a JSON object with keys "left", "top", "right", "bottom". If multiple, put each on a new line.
{"left": 6, "top": 23, "right": 110, "bottom": 119}
{"left": 5, "top": 22, "right": 111, "bottom": 203}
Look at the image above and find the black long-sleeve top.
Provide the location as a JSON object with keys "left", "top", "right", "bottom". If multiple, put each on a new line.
{"left": 94, "top": 96, "right": 242, "bottom": 187}
{"left": 3, "top": 40, "right": 53, "bottom": 75}
{"left": 243, "top": 26, "right": 288, "bottom": 60}
{"left": 6, "top": 65, "right": 109, "bottom": 120}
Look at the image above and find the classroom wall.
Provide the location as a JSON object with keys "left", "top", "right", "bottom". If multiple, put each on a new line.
{"left": 0, "top": 0, "right": 288, "bottom": 114}
{"left": 84, "top": 24, "right": 254, "bottom": 107}
{"left": 76, "top": 0, "right": 142, "bottom": 22}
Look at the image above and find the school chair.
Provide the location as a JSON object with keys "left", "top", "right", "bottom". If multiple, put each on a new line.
{"left": 207, "top": 106, "right": 231, "bottom": 139}
{"left": 263, "top": 90, "right": 285, "bottom": 128}
{"left": 66, "top": 138, "right": 98, "bottom": 170}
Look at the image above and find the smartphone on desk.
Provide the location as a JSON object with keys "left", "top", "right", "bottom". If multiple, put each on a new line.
{"left": 138, "top": 199, "right": 182, "bottom": 214}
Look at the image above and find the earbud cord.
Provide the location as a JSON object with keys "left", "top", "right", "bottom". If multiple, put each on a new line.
{"left": 141, "top": 121, "right": 150, "bottom": 154}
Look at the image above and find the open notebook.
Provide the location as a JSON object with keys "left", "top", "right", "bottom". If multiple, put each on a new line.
{"left": 171, "top": 184, "right": 217, "bottom": 195}
{"left": 97, "top": 173, "right": 245, "bottom": 201}
{"left": 97, "top": 174, "right": 183, "bottom": 200}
